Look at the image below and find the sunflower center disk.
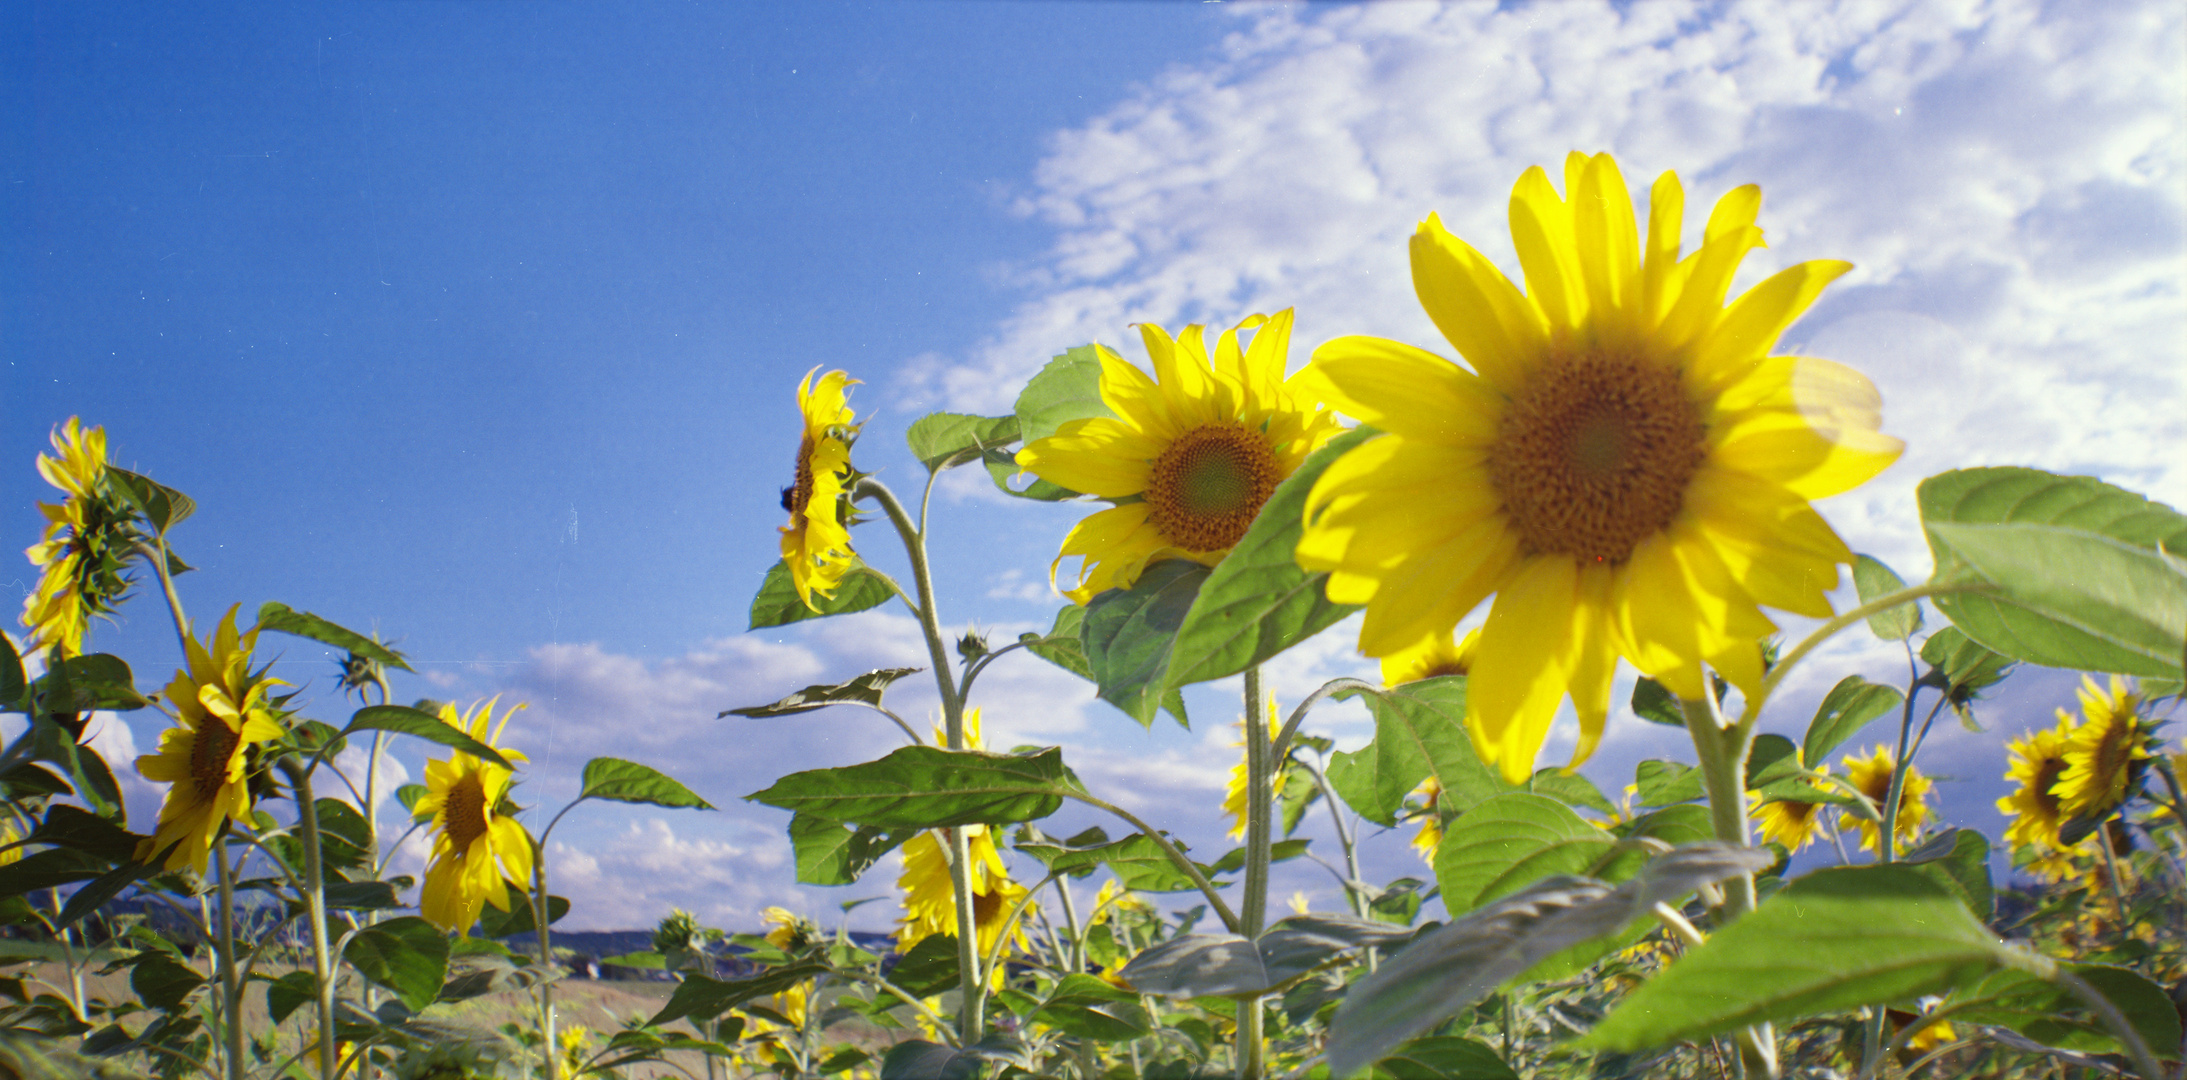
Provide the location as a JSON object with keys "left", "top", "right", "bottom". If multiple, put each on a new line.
{"left": 444, "top": 774, "right": 492, "bottom": 853}
{"left": 783, "top": 434, "right": 817, "bottom": 518}
{"left": 1489, "top": 355, "right": 1706, "bottom": 564}
{"left": 187, "top": 714, "right": 241, "bottom": 796}
{"left": 1145, "top": 425, "right": 1279, "bottom": 552}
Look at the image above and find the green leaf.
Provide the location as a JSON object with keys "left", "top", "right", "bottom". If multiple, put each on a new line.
{"left": 35, "top": 653, "right": 151, "bottom": 713}
{"left": 905, "top": 412, "right": 1020, "bottom": 474}
{"left": 1012, "top": 827, "right": 1206, "bottom": 892}
{"left": 254, "top": 603, "right": 411, "bottom": 672}
{"left": 323, "top": 880, "right": 403, "bottom": 911}
{"left": 266, "top": 798, "right": 371, "bottom": 875}
{"left": 1433, "top": 793, "right": 1613, "bottom": 915}
{"left": 1161, "top": 427, "right": 1374, "bottom": 689}
{"left": 1632, "top": 760, "right": 1704, "bottom": 808}
{"left": 720, "top": 667, "right": 920, "bottom": 719}
{"left": 1031, "top": 974, "right": 1151, "bottom": 1041}
{"left": 1527, "top": 770, "right": 1615, "bottom": 816}
{"left": 343, "top": 916, "right": 450, "bottom": 1013}
{"left": 1948, "top": 964, "right": 2182, "bottom": 1057}
{"left": 1119, "top": 914, "right": 1413, "bottom": 998}
{"left": 1853, "top": 555, "right": 1921, "bottom": 639}
{"left": 1581, "top": 865, "right": 2036, "bottom": 1053}
{"left": 475, "top": 888, "right": 569, "bottom": 939}
{"left": 1900, "top": 828, "right": 1994, "bottom": 920}
{"left": 1326, "top": 678, "right": 1509, "bottom": 827}
{"left": 0, "top": 633, "right": 25, "bottom": 707}
{"left": 1920, "top": 468, "right": 2187, "bottom": 678}
{"left": 1326, "top": 845, "right": 1772, "bottom": 1076}
{"left": 0, "top": 848, "right": 107, "bottom": 898}
{"left": 1205, "top": 838, "right": 1309, "bottom": 875}
{"left": 1746, "top": 734, "right": 1802, "bottom": 788}
{"left": 0, "top": 763, "right": 73, "bottom": 800}
{"left": 747, "top": 558, "right": 898, "bottom": 630}
{"left": 746, "top": 745, "right": 1076, "bottom": 828}
{"left": 579, "top": 758, "right": 715, "bottom": 809}
{"left": 881, "top": 1040, "right": 980, "bottom": 1080}
{"left": 1621, "top": 805, "right": 1716, "bottom": 848}
{"left": 265, "top": 971, "right": 317, "bottom": 1025}
{"left": 28, "top": 805, "right": 141, "bottom": 862}
{"left": 107, "top": 466, "right": 196, "bottom": 535}
{"left": 1082, "top": 559, "right": 1209, "bottom": 727}
{"left": 1803, "top": 676, "right": 1904, "bottom": 767}
{"left": 1014, "top": 344, "right": 1116, "bottom": 446}
{"left": 129, "top": 953, "right": 205, "bottom": 1012}
{"left": 57, "top": 858, "right": 154, "bottom": 926}
{"left": 1018, "top": 605, "right": 1092, "bottom": 682}
{"left": 1628, "top": 677, "right": 1684, "bottom": 726}
{"left": 344, "top": 705, "right": 510, "bottom": 768}
{"left": 882, "top": 934, "right": 964, "bottom": 998}
{"left": 648, "top": 962, "right": 834, "bottom": 1026}
{"left": 789, "top": 813, "right": 916, "bottom": 886}
{"left": 437, "top": 955, "right": 554, "bottom": 1003}
{"left": 1352, "top": 1036, "right": 1519, "bottom": 1080}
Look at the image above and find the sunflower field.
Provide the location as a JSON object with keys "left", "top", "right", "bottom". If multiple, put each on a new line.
{"left": 6, "top": 152, "right": 2184, "bottom": 1080}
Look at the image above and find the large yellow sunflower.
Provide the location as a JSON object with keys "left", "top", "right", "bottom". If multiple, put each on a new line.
{"left": 1297, "top": 152, "right": 1901, "bottom": 782}
{"left": 1997, "top": 718, "right": 2074, "bottom": 849}
{"left": 1018, "top": 310, "right": 1344, "bottom": 603}
{"left": 1747, "top": 766, "right": 1830, "bottom": 854}
{"left": 779, "top": 368, "right": 860, "bottom": 610}
{"left": 22, "top": 418, "right": 140, "bottom": 657}
{"left": 2053, "top": 675, "right": 2150, "bottom": 819}
{"left": 414, "top": 697, "right": 535, "bottom": 933}
{"left": 1841, "top": 745, "right": 1930, "bottom": 853}
{"left": 135, "top": 605, "right": 288, "bottom": 872}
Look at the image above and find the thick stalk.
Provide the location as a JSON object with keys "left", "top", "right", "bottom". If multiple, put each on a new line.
{"left": 215, "top": 844, "right": 245, "bottom": 1080}
{"left": 1678, "top": 694, "right": 1775, "bottom": 1079}
{"left": 532, "top": 845, "right": 559, "bottom": 1080}
{"left": 857, "top": 477, "right": 983, "bottom": 1041}
{"left": 1237, "top": 666, "right": 1272, "bottom": 1080}
{"left": 1054, "top": 877, "right": 1085, "bottom": 974}
{"left": 280, "top": 761, "right": 339, "bottom": 1080}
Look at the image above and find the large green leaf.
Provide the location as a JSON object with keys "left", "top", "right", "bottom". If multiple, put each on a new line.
{"left": 1900, "top": 828, "right": 1994, "bottom": 920}
{"left": 648, "top": 962, "right": 834, "bottom": 1026}
{"left": 34, "top": 653, "right": 151, "bottom": 713}
{"left": 1081, "top": 559, "right": 1208, "bottom": 727}
{"left": 1627, "top": 677, "right": 1685, "bottom": 727}
{"left": 1527, "top": 769, "right": 1614, "bottom": 816}
{"left": 1018, "top": 605, "right": 1092, "bottom": 682}
{"left": 344, "top": 705, "right": 509, "bottom": 769}
{"left": 747, "top": 558, "right": 898, "bottom": 630}
{"left": 1325, "top": 678, "right": 1508, "bottom": 828}
{"left": 106, "top": 466, "right": 195, "bottom": 535}
{"left": 1031, "top": 974, "right": 1151, "bottom": 1041}
{"left": 1161, "top": 427, "right": 1374, "bottom": 689}
{"left": 27, "top": 805, "right": 140, "bottom": 862}
{"left": 1852, "top": 554, "right": 1921, "bottom": 640}
{"left": 1119, "top": 915, "right": 1413, "bottom": 999}
{"left": 255, "top": 603, "right": 411, "bottom": 672}
{"left": 1341, "top": 1037, "right": 1518, "bottom": 1080}
{"left": 789, "top": 813, "right": 916, "bottom": 886}
{"left": 344, "top": 917, "right": 450, "bottom": 1013}
{"left": 990, "top": 344, "right": 1115, "bottom": 500}
{"left": 1920, "top": 468, "right": 2187, "bottom": 679}
{"left": 720, "top": 667, "right": 920, "bottom": 719}
{"left": 1631, "top": 759, "right": 1704, "bottom": 808}
{"left": 1802, "top": 676, "right": 1904, "bottom": 767}
{"left": 746, "top": 745, "right": 1076, "bottom": 828}
{"left": 129, "top": 953, "right": 205, "bottom": 1013}
{"left": 1581, "top": 865, "right": 2035, "bottom": 1053}
{"left": 1433, "top": 793, "right": 1613, "bottom": 915}
{"left": 905, "top": 412, "right": 1020, "bottom": 474}
{"left": 1947, "top": 964, "right": 2182, "bottom": 1057}
{"left": 1326, "top": 845, "right": 1772, "bottom": 1076}
{"left": 0, "top": 633, "right": 23, "bottom": 707}
{"left": 1013, "top": 826, "right": 1206, "bottom": 892}
{"left": 580, "top": 758, "right": 715, "bottom": 809}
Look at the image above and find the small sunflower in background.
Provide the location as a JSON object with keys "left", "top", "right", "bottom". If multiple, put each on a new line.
{"left": 895, "top": 709, "right": 1034, "bottom": 971}
{"left": 135, "top": 605, "right": 288, "bottom": 872}
{"left": 2054, "top": 675, "right": 2152, "bottom": 820}
{"left": 1997, "top": 717, "right": 2075, "bottom": 850}
{"left": 1221, "top": 695, "right": 1286, "bottom": 840}
{"left": 1404, "top": 777, "right": 1445, "bottom": 863}
{"left": 414, "top": 697, "right": 535, "bottom": 934}
{"left": 1841, "top": 745, "right": 1931, "bottom": 853}
{"left": 22, "top": 417, "right": 145, "bottom": 658}
{"left": 779, "top": 368, "right": 861, "bottom": 610}
{"left": 1296, "top": 151, "right": 1901, "bottom": 784}
{"left": 1018, "top": 309, "right": 1343, "bottom": 604}
{"left": 1381, "top": 628, "right": 1479, "bottom": 687}
{"left": 1748, "top": 766, "right": 1832, "bottom": 854}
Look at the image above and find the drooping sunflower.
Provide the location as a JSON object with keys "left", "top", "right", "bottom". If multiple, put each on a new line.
{"left": 897, "top": 709, "right": 1034, "bottom": 967}
{"left": 1221, "top": 695, "right": 1286, "bottom": 840}
{"left": 1019, "top": 310, "right": 1345, "bottom": 604}
{"left": 2054, "top": 675, "right": 2151, "bottom": 819}
{"left": 135, "top": 605, "right": 288, "bottom": 872}
{"left": 779, "top": 368, "right": 861, "bottom": 610}
{"left": 1997, "top": 718, "right": 2075, "bottom": 849}
{"left": 1297, "top": 152, "right": 1901, "bottom": 782}
{"left": 22, "top": 418, "right": 143, "bottom": 658}
{"left": 1841, "top": 745, "right": 1931, "bottom": 853}
{"left": 1748, "top": 765, "right": 1831, "bottom": 853}
{"left": 1381, "top": 628, "right": 1480, "bottom": 687}
{"left": 414, "top": 697, "right": 535, "bottom": 934}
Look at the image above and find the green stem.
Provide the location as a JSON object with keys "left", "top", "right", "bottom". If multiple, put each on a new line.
{"left": 280, "top": 761, "right": 339, "bottom": 1080}
{"left": 1054, "top": 875, "right": 1085, "bottom": 974}
{"left": 1296, "top": 757, "right": 1367, "bottom": 918}
{"left": 1678, "top": 693, "right": 1775, "bottom": 1079}
{"left": 214, "top": 841, "right": 245, "bottom": 1080}
{"left": 532, "top": 843, "right": 560, "bottom": 1080}
{"left": 1237, "top": 666, "right": 1272, "bottom": 1080}
{"left": 855, "top": 476, "right": 983, "bottom": 1043}
{"left": 1737, "top": 582, "right": 1979, "bottom": 729}
{"left": 1234, "top": 996, "right": 1265, "bottom": 1080}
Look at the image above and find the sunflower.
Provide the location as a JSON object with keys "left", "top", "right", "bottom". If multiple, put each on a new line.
{"left": 1748, "top": 765, "right": 1830, "bottom": 853}
{"left": 413, "top": 697, "right": 535, "bottom": 933}
{"left": 779, "top": 368, "right": 861, "bottom": 610}
{"left": 2054, "top": 675, "right": 2150, "bottom": 819}
{"left": 761, "top": 905, "right": 811, "bottom": 952}
{"left": 1296, "top": 152, "right": 1900, "bottom": 783}
{"left": 22, "top": 418, "right": 143, "bottom": 658}
{"left": 1404, "top": 777, "right": 1444, "bottom": 863}
{"left": 1221, "top": 695, "right": 1286, "bottom": 840}
{"left": 1998, "top": 718, "right": 2074, "bottom": 849}
{"left": 134, "top": 606, "right": 288, "bottom": 871}
{"left": 1381, "top": 629, "right": 1480, "bottom": 687}
{"left": 894, "top": 825, "right": 1033, "bottom": 968}
{"left": 1018, "top": 310, "right": 1344, "bottom": 604}
{"left": 1841, "top": 745, "right": 1931, "bottom": 853}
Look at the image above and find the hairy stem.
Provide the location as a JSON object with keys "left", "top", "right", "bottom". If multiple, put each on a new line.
{"left": 279, "top": 761, "right": 339, "bottom": 1080}
{"left": 1680, "top": 693, "right": 1775, "bottom": 1079}
{"left": 215, "top": 844, "right": 245, "bottom": 1080}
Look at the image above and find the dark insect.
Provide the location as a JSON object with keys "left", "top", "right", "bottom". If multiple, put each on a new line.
{"left": 779, "top": 486, "right": 797, "bottom": 514}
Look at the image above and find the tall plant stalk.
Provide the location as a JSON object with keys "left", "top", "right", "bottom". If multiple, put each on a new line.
{"left": 1236, "top": 665, "right": 1273, "bottom": 1080}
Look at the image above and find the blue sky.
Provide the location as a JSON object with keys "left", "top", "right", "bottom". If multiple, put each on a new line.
{"left": 7, "top": 1, "right": 2182, "bottom": 931}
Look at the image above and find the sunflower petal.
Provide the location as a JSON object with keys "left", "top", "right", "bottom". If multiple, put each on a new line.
{"left": 1410, "top": 215, "right": 1548, "bottom": 393}
{"left": 1305, "top": 336, "right": 1501, "bottom": 447}
{"left": 1467, "top": 556, "right": 1584, "bottom": 784}
{"left": 1509, "top": 166, "right": 1587, "bottom": 332}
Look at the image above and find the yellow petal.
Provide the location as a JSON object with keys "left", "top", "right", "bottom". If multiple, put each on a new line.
{"left": 1409, "top": 215, "right": 1548, "bottom": 393}
{"left": 1571, "top": 153, "right": 1641, "bottom": 344}
{"left": 1018, "top": 418, "right": 1160, "bottom": 497}
{"left": 1508, "top": 165, "right": 1587, "bottom": 332}
{"left": 1641, "top": 170, "right": 1686, "bottom": 323}
{"left": 1304, "top": 336, "right": 1502, "bottom": 447}
{"left": 1467, "top": 556, "right": 1584, "bottom": 784}
{"left": 1354, "top": 517, "right": 1522, "bottom": 657}
{"left": 1688, "top": 260, "right": 1854, "bottom": 392}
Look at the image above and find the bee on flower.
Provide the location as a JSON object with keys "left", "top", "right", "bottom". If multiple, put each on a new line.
{"left": 134, "top": 605, "right": 288, "bottom": 873}
{"left": 413, "top": 697, "right": 536, "bottom": 934}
